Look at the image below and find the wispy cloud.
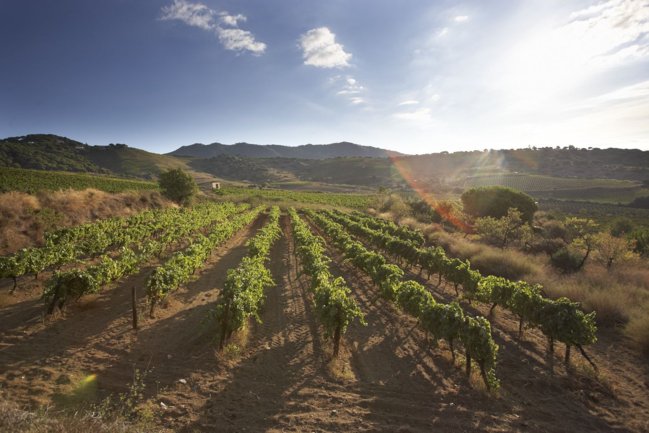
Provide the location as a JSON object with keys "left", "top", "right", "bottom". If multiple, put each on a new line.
{"left": 454, "top": 15, "right": 469, "bottom": 22}
{"left": 161, "top": 0, "right": 214, "bottom": 30}
{"left": 393, "top": 108, "right": 433, "bottom": 126}
{"left": 398, "top": 100, "right": 419, "bottom": 106}
{"left": 299, "top": 27, "right": 352, "bottom": 68}
{"left": 439, "top": 28, "right": 448, "bottom": 37}
{"left": 160, "top": 0, "right": 266, "bottom": 55}
{"left": 332, "top": 75, "right": 366, "bottom": 104}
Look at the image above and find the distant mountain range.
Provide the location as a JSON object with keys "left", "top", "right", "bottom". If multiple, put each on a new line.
{"left": 166, "top": 141, "right": 404, "bottom": 159}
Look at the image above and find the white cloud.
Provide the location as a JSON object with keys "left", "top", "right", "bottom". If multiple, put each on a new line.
{"left": 217, "top": 28, "right": 266, "bottom": 54}
{"left": 161, "top": 0, "right": 214, "bottom": 30}
{"left": 350, "top": 97, "right": 366, "bottom": 105}
{"left": 347, "top": 78, "right": 356, "bottom": 85}
{"left": 337, "top": 90, "right": 361, "bottom": 95}
{"left": 160, "top": 0, "right": 265, "bottom": 55}
{"left": 393, "top": 108, "right": 433, "bottom": 125}
{"left": 398, "top": 100, "right": 419, "bottom": 106}
{"left": 219, "top": 12, "right": 246, "bottom": 27}
{"left": 439, "top": 28, "right": 448, "bottom": 37}
{"left": 299, "top": 27, "right": 352, "bottom": 68}
{"left": 455, "top": 16, "right": 469, "bottom": 22}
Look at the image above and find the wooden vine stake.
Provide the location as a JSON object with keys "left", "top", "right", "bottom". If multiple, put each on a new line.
{"left": 333, "top": 307, "right": 342, "bottom": 359}
{"left": 132, "top": 286, "right": 138, "bottom": 330}
{"left": 219, "top": 298, "right": 232, "bottom": 351}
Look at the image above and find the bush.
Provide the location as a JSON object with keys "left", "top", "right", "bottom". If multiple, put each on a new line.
{"left": 549, "top": 247, "right": 584, "bottom": 273}
{"left": 158, "top": 168, "right": 198, "bottom": 206}
{"left": 609, "top": 217, "right": 634, "bottom": 237}
{"left": 379, "top": 195, "right": 411, "bottom": 219}
{"left": 461, "top": 185, "right": 538, "bottom": 223}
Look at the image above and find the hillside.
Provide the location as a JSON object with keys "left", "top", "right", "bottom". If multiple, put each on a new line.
{"left": 0, "top": 167, "right": 159, "bottom": 194}
{"left": 168, "top": 140, "right": 403, "bottom": 159}
{"left": 0, "top": 134, "right": 191, "bottom": 180}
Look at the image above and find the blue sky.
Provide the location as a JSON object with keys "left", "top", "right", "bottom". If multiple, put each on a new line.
{"left": 1, "top": 0, "right": 648, "bottom": 154}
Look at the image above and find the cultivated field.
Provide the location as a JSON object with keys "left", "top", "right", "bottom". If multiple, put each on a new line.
{"left": 0, "top": 167, "right": 159, "bottom": 193}
{"left": 1, "top": 204, "right": 648, "bottom": 431}
{"left": 462, "top": 174, "right": 637, "bottom": 191}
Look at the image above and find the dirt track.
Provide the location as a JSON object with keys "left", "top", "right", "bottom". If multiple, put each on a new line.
{"left": 1, "top": 214, "right": 648, "bottom": 432}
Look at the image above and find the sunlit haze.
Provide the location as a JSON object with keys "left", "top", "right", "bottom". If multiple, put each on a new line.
{"left": 2, "top": 0, "right": 648, "bottom": 154}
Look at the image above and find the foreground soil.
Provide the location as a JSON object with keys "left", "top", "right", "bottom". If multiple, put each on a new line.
{"left": 0, "top": 214, "right": 648, "bottom": 432}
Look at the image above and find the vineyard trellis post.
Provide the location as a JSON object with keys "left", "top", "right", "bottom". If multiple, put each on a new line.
{"left": 333, "top": 307, "right": 342, "bottom": 358}
{"left": 219, "top": 298, "right": 232, "bottom": 351}
{"left": 132, "top": 286, "right": 138, "bottom": 330}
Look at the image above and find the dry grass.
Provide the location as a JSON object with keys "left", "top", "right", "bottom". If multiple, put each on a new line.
{"left": 624, "top": 310, "right": 649, "bottom": 355}
{"left": 539, "top": 265, "right": 649, "bottom": 327}
{"left": 0, "top": 189, "right": 173, "bottom": 255}
{"left": 434, "top": 234, "right": 543, "bottom": 281}
{"left": 0, "top": 399, "right": 143, "bottom": 433}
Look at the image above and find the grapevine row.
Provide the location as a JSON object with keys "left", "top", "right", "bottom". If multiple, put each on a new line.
{"left": 341, "top": 210, "right": 425, "bottom": 246}
{"left": 42, "top": 203, "right": 249, "bottom": 314}
{"left": 146, "top": 205, "right": 266, "bottom": 316}
{"left": 203, "top": 206, "right": 282, "bottom": 349}
{"left": 215, "top": 187, "right": 379, "bottom": 209}
{"left": 329, "top": 210, "right": 598, "bottom": 370}
{"left": 288, "top": 207, "right": 365, "bottom": 358}
{"left": 306, "top": 209, "right": 499, "bottom": 389}
{"left": 1, "top": 203, "right": 239, "bottom": 291}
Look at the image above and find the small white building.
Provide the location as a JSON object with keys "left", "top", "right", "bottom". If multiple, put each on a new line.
{"left": 212, "top": 182, "right": 221, "bottom": 190}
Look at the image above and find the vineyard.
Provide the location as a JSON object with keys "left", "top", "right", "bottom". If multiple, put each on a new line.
{"left": 538, "top": 199, "right": 649, "bottom": 217}
{"left": 214, "top": 187, "right": 379, "bottom": 209}
{"left": 0, "top": 166, "right": 159, "bottom": 193}
{"left": 1, "top": 203, "right": 648, "bottom": 431}
{"left": 462, "top": 174, "right": 637, "bottom": 191}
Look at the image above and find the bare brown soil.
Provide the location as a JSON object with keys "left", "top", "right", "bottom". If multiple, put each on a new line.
{"left": 1, "top": 214, "right": 648, "bottom": 432}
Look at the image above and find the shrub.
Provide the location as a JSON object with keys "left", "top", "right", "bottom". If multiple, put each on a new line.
{"left": 549, "top": 247, "right": 584, "bottom": 273}
{"left": 609, "top": 217, "right": 634, "bottom": 237}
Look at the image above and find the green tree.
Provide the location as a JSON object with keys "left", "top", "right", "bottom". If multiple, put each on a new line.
{"left": 592, "top": 233, "right": 639, "bottom": 269}
{"left": 461, "top": 186, "right": 538, "bottom": 224}
{"left": 475, "top": 208, "right": 533, "bottom": 248}
{"left": 158, "top": 168, "right": 198, "bottom": 205}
